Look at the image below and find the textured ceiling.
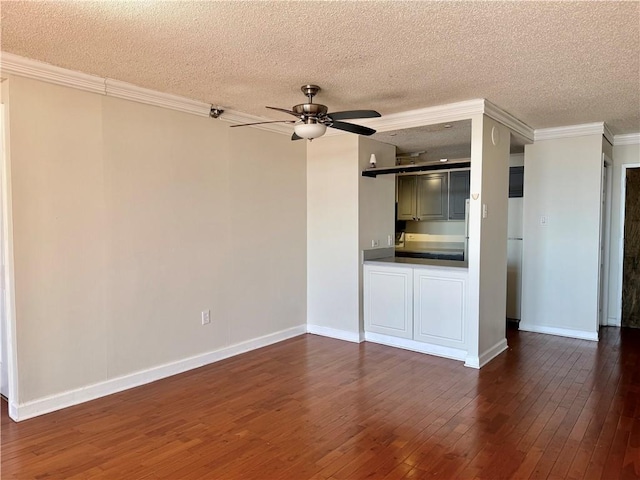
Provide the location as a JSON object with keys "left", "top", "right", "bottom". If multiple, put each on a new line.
{"left": 1, "top": 1, "right": 639, "bottom": 139}
{"left": 373, "top": 121, "right": 472, "bottom": 162}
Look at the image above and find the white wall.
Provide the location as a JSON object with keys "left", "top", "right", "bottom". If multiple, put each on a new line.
{"left": 466, "top": 115, "right": 510, "bottom": 366}
{"left": 521, "top": 134, "right": 603, "bottom": 340}
{"left": 306, "top": 134, "right": 395, "bottom": 341}
{"left": 608, "top": 142, "right": 640, "bottom": 325}
{"left": 6, "top": 75, "right": 307, "bottom": 412}
{"left": 307, "top": 135, "right": 360, "bottom": 340}
{"left": 358, "top": 137, "right": 396, "bottom": 330}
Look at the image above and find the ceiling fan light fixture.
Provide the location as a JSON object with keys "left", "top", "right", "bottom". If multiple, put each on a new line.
{"left": 293, "top": 121, "right": 327, "bottom": 140}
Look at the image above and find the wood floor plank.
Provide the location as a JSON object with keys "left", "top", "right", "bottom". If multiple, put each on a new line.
{"left": 2, "top": 326, "right": 640, "bottom": 479}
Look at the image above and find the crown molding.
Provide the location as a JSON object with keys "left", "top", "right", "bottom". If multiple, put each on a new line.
{"left": 0, "top": 52, "right": 540, "bottom": 142}
{"left": 341, "top": 99, "right": 487, "bottom": 135}
{"left": 613, "top": 133, "right": 640, "bottom": 146}
{"left": 325, "top": 98, "right": 534, "bottom": 142}
{"left": 602, "top": 123, "right": 614, "bottom": 145}
{"left": 534, "top": 122, "right": 611, "bottom": 142}
{"left": 0, "top": 52, "right": 292, "bottom": 135}
{"left": 105, "top": 78, "right": 211, "bottom": 117}
{"left": 483, "top": 99, "right": 534, "bottom": 143}
{"left": 0, "top": 51, "right": 105, "bottom": 94}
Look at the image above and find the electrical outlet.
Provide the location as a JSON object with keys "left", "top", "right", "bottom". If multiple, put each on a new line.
{"left": 371, "top": 239, "right": 379, "bottom": 248}
{"left": 540, "top": 215, "right": 549, "bottom": 226}
{"left": 201, "top": 310, "right": 211, "bottom": 325}
{"left": 482, "top": 204, "right": 488, "bottom": 219}
{"left": 387, "top": 235, "right": 393, "bottom": 246}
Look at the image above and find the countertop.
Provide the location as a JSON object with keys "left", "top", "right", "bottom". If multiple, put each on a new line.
{"left": 365, "top": 256, "right": 468, "bottom": 269}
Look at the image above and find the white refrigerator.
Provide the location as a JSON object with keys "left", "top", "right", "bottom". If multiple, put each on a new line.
{"left": 506, "top": 197, "right": 524, "bottom": 320}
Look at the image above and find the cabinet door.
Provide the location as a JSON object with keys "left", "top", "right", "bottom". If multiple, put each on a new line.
{"left": 416, "top": 173, "right": 448, "bottom": 220}
{"left": 364, "top": 265, "right": 413, "bottom": 339}
{"left": 449, "top": 170, "right": 470, "bottom": 220}
{"left": 413, "top": 269, "right": 466, "bottom": 348}
{"left": 397, "top": 175, "right": 417, "bottom": 221}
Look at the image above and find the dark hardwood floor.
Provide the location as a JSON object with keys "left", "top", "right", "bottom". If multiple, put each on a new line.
{"left": 2, "top": 327, "right": 639, "bottom": 479}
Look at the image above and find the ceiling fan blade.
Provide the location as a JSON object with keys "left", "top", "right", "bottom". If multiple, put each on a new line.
{"left": 230, "top": 120, "right": 295, "bottom": 127}
{"left": 291, "top": 132, "right": 303, "bottom": 141}
{"left": 266, "top": 106, "right": 300, "bottom": 117}
{"left": 328, "top": 110, "right": 381, "bottom": 121}
{"left": 330, "top": 121, "right": 377, "bottom": 136}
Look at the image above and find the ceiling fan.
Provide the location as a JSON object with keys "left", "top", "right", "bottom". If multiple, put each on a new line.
{"left": 230, "top": 85, "right": 381, "bottom": 141}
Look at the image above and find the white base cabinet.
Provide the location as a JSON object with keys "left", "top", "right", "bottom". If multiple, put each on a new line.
{"left": 363, "top": 266, "right": 413, "bottom": 339}
{"left": 364, "top": 262, "right": 468, "bottom": 361}
{"left": 413, "top": 269, "right": 466, "bottom": 349}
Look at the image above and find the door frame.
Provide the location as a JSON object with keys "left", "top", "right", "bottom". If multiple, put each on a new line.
{"left": 0, "top": 95, "right": 18, "bottom": 419}
{"left": 618, "top": 162, "right": 640, "bottom": 326}
{"left": 599, "top": 155, "right": 612, "bottom": 326}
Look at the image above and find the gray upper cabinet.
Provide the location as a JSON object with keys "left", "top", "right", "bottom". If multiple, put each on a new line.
{"left": 398, "top": 170, "right": 470, "bottom": 222}
{"left": 416, "top": 173, "right": 448, "bottom": 220}
{"left": 509, "top": 166, "right": 524, "bottom": 198}
{"left": 397, "top": 175, "right": 417, "bottom": 220}
{"left": 449, "top": 170, "right": 470, "bottom": 220}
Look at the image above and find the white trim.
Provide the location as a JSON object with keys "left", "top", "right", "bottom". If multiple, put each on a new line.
{"left": 0, "top": 98, "right": 18, "bottom": 420}
{"left": 0, "top": 52, "right": 105, "bottom": 94}
{"left": 106, "top": 79, "right": 294, "bottom": 135}
{"left": 483, "top": 99, "right": 535, "bottom": 143}
{"left": 465, "top": 338, "right": 508, "bottom": 369}
{"left": 105, "top": 78, "right": 211, "bottom": 117}
{"left": 603, "top": 124, "right": 614, "bottom": 146}
{"left": 614, "top": 133, "right": 640, "bottom": 146}
{"left": 344, "top": 99, "right": 486, "bottom": 134}
{"left": 306, "top": 324, "right": 363, "bottom": 343}
{"left": 599, "top": 155, "right": 613, "bottom": 328}
{"left": 364, "top": 331, "right": 467, "bottom": 362}
{"left": 0, "top": 52, "right": 293, "bottom": 135}
{"left": 11, "top": 324, "right": 306, "bottom": 421}
{"left": 325, "top": 98, "right": 534, "bottom": 142}
{"left": 534, "top": 122, "right": 609, "bottom": 142}
{"left": 0, "top": 53, "right": 539, "bottom": 141}
{"left": 464, "top": 356, "right": 480, "bottom": 369}
{"left": 518, "top": 323, "right": 599, "bottom": 341}
{"left": 608, "top": 316, "right": 619, "bottom": 327}
{"left": 617, "top": 163, "right": 640, "bottom": 327}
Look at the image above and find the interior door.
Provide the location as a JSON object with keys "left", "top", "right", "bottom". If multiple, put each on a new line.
{"left": 622, "top": 167, "right": 640, "bottom": 328}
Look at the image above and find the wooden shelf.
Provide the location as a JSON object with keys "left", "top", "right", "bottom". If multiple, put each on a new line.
{"left": 362, "top": 161, "right": 471, "bottom": 178}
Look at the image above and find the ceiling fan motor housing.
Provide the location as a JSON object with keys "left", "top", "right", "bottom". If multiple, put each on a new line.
{"left": 293, "top": 103, "right": 328, "bottom": 116}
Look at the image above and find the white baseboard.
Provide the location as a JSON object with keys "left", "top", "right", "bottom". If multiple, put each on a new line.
{"left": 364, "top": 332, "right": 467, "bottom": 361}
{"left": 518, "top": 323, "right": 599, "bottom": 341}
{"left": 306, "top": 324, "right": 364, "bottom": 343}
{"left": 12, "top": 324, "right": 307, "bottom": 422}
{"left": 607, "top": 317, "right": 620, "bottom": 327}
{"left": 465, "top": 338, "right": 508, "bottom": 369}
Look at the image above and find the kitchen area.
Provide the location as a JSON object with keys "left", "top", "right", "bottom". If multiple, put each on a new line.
{"left": 360, "top": 119, "right": 525, "bottom": 365}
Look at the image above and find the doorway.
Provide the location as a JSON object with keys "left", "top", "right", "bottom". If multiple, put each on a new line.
{"left": 622, "top": 167, "right": 640, "bottom": 328}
